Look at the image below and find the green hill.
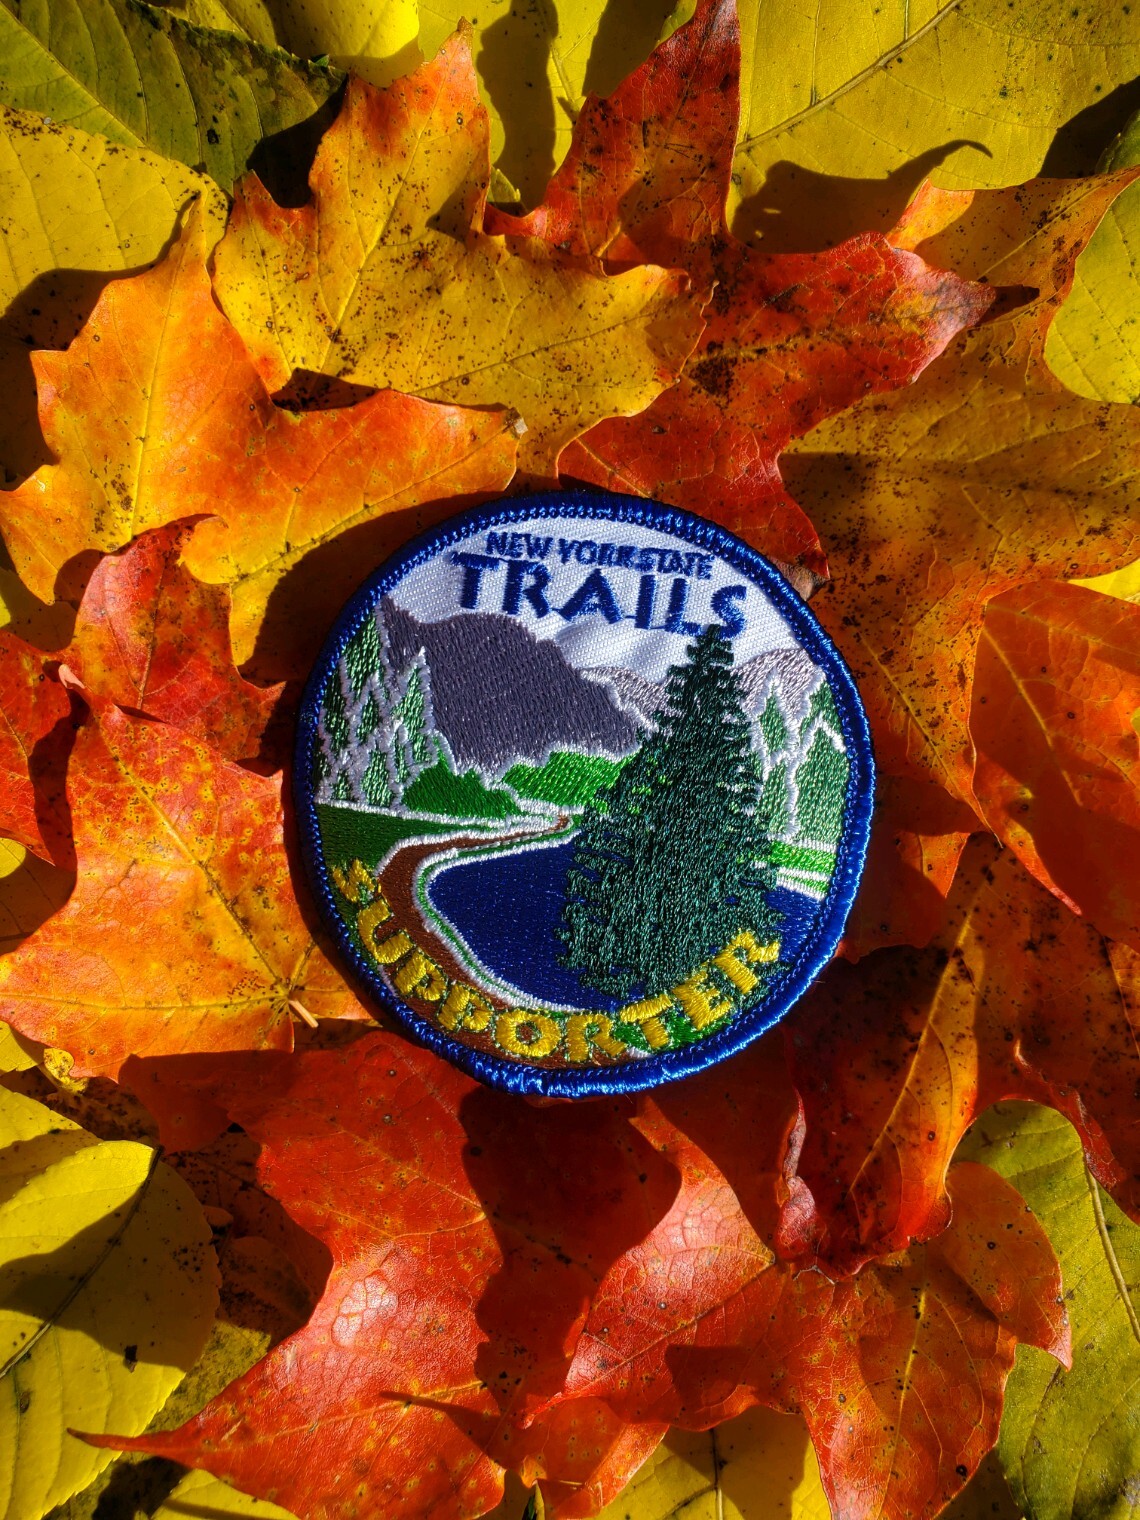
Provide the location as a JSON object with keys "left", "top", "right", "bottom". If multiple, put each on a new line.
{"left": 504, "top": 751, "right": 625, "bottom": 808}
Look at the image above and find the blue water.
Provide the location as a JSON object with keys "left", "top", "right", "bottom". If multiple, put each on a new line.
{"left": 425, "top": 837, "right": 821, "bottom": 1011}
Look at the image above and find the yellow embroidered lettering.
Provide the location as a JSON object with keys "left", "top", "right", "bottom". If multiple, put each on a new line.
{"left": 495, "top": 1008, "right": 562, "bottom": 1059}
{"left": 713, "top": 930, "right": 780, "bottom": 995}
{"left": 674, "top": 964, "right": 735, "bottom": 1032}
{"left": 565, "top": 1013, "right": 627, "bottom": 1063}
{"left": 332, "top": 858, "right": 375, "bottom": 904}
{"left": 356, "top": 895, "right": 397, "bottom": 960}
{"left": 615, "top": 991, "right": 674, "bottom": 1050}
{"left": 393, "top": 950, "right": 448, "bottom": 1002}
{"left": 439, "top": 982, "right": 494, "bottom": 1032}
{"left": 359, "top": 914, "right": 413, "bottom": 967}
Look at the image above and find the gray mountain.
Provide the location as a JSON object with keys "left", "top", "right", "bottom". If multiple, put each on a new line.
{"left": 381, "top": 600, "right": 642, "bottom": 776}
{"left": 582, "top": 645, "right": 822, "bottom": 728}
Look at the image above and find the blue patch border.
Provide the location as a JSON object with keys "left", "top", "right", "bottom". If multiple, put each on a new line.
{"left": 295, "top": 489, "right": 875, "bottom": 1097}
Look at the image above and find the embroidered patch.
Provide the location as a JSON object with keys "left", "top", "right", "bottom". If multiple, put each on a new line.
{"left": 296, "top": 491, "right": 874, "bottom": 1096}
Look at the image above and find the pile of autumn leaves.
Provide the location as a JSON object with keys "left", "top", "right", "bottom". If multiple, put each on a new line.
{"left": 1, "top": 1, "right": 1139, "bottom": 1517}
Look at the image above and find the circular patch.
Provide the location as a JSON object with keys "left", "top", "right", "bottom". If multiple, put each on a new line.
{"left": 296, "top": 491, "right": 874, "bottom": 1095}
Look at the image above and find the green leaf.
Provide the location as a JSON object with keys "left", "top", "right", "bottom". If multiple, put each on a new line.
{"left": 0, "top": 0, "right": 343, "bottom": 196}
{"left": 0, "top": 1087, "right": 219, "bottom": 1520}
{"left": 959, "top": 1102, "right": 1140, "bottom": 1520}
{"left": 1047, "top": 108, "right": 1140, "bottom": 405}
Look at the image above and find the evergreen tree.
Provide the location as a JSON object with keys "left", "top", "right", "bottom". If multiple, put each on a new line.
{"left": 315, "top": 610, "right": 433, "bottom": 808}
{"left": 559, "top": 626, "right": 779, "bottom": 1000}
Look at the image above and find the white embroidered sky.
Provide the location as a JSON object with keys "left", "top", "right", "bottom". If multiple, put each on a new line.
{"left": 392, "top": 513, "right": 798, "bottom": 685}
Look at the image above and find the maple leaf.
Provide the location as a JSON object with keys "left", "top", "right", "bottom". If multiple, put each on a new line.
{"left": 0, "top": 208, "right": 518, "bottom": 681}
{"left": 0, "top": 694, "right": 365, "bottom": 1083}
{"left": 537, "top": 1094, "right": 1067, "bottom": 1520}
{"left": 840, "top": 776, "right": 980, "bottom": 959}
{"left": 209, "top": 30, "right": 707, "bottom": 478}
{"left": 100, "top": 1033, "right": 678, "bottom": 1520}
{"left": 971, "top": 580, "right": 1140, "bottom": 950}
{"left": 782, "top": 838, "right": 1140, "bottom": 1273}
{"left": 0, "top": 631, "right": 70, "bottom": 860}
{"left": 783, "top": 173, "right": 1140, "bottom": 811}
{"left": 490, "top": 0, "right": 994, "bottom": 576}
{"left": 63, "top": 521, "right": 285, "bottom": 768}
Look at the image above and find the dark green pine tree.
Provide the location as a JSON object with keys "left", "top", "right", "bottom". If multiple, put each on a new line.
{"left": 559, "top": 626, "right": 780, "bottom": 1000}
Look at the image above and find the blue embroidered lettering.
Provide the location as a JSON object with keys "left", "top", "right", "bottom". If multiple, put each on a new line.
{"left": 711, "top": 584, "right": 746, "bottom": 637}
{"left": 525, "top": 534, "right": 553, "bottom": 559}
{"left": 663, "top": 577, "right": 702, "bottom": 635}
{"left": 597, "top": 542, "right": 616, "bottom": 566}
{"left": 485, "top": 532, "right": 510, "bottom": 555}
{"left": 660, "top": 549, "right": 684, "bottom": 575}
{"left": 558, "top": 569, "right": 623, "bottom": 623}
{"left": 451, "top": 551, "right": 501, "bottom": 609}
{"left": 634, "top": 574, "right": 656, "bottom": 630}
{"left": 615, "top": 544, "right": 636, "bottom": 568}
{"left": 507, "top": 532, "right": 528, "bottom": 557}
{"left": 636, "top": 547, "right": 658, "bottom": 573}
{"left": 575, "top": 540, "right": 598, "bottom": 564}
{"left": 695, "top": 555, "right": 714, "bottom": 580}
{"left": 557, "top": 539, "right": 577, "bottom": 563}
{"left": 503, "top": 560, "right": 552, "bottom": 617}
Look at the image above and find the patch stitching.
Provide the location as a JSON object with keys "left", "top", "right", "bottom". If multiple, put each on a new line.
{"left": 295, "top": 490, "right": 875, "bottom": 1097}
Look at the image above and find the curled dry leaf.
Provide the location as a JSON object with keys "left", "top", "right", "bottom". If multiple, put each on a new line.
{"left": 971, "top": 580, "right": 1140, "bottom": 950}
{"left": 0, "top": 206, "right": 518, "bottom": 680}
{"left": 783, "top": 839, "right": 1140, "bottom": 1274}
{"left": 211, "top": 30, "right": 708, "bottom": 478}
{"left": 0, "top": 695, "right": 367, "bottom": 1083}
{"left": 495, "top": 0, "right": 993, "bottom": 575}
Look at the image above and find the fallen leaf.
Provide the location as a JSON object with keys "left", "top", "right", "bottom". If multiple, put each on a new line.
{"left": 418, "top": 0, "right": 673, "bottom": 206}
{"left": 0, "top": 695, "right": 365, "bottom": 1081}
{"left": 792, "top": 1162, "right": 1067, "bottom": 1520}
{"left": 1047, "top": 107, "right": 1140, "bottom": 404}
{"left": 153, "top": 1469, "right": 298, "bottom": 1520}
{"left": 65, "top": 522, "right": 284, "bottom": 769}
{"left": 0, "top": 208, "right": 518, "bottom": 678}
{"left": 514, "top": 0, "right": 993, "bottom": 575}
{"left": 0, "top": 633, "right": 69, "bottom": 859}
{"left": 781, "top": 173, "right": 1140, "bottom": 810}
{"left": 971, "top": 580, "right": 1140, "bottom": 949}
{"left": 160, "top": 0, "right": 419, "bottom": 85}
{"left": 840, "top": 775, "right": 979, "bottom": 960}
{"left": 0, "top": 106, "right": 227, "bottom": 487}
{"left": 0, "top": 0, "right": 343, "bottom": 196}
{"left": 589, "top": 1407, "right": 829, "bottom": 1520}
{"left": 783, "top": 838, "right": 1140, "bottom": 1273}
{"left": 731, "top": 0, "right": 1140, "bottom": 249}
{"left": 960, "top": 1103, "right": 1140, "bottom": 1520}
{"left": 210, "top": 33, "right": 706, "bottom": 476}
{"left": 551, "top": 1094, "right": 1067, "bottom": 1520}
{"left": 99, "top": 1033, "right": 677, "bottom": 1520}
{"left": 0, "top": 840, "right": 72, "bottom": 958}
{"left": 0, "top": 1085, "right": 218, "bottom": 1520}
